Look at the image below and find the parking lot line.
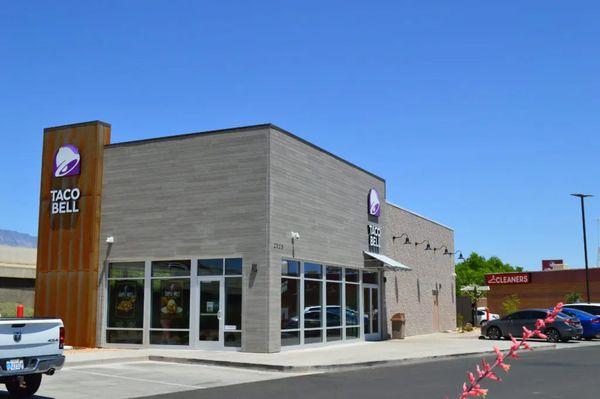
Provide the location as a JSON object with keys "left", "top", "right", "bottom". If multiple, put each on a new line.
{"left": 68, "top": 368, "right": 205, "bottom": 389}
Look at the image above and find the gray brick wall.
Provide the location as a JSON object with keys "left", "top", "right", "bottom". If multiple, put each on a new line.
{"left": 97, "top": 127, "right": 272, "bottom": 352}
{"left": 382, "top": 203, "right": 456, "bottom": 337}
{"left": 268, "top": 127, "right": 386, "bottom": 351}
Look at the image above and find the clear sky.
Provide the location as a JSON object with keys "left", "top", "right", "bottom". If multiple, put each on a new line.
{"left": 1, "top": 1, "right": 598, "bottom": 270}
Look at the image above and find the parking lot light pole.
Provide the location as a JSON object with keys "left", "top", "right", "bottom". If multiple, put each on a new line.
{"left": 571, "top": 193, "right": 593, "bottom": 303}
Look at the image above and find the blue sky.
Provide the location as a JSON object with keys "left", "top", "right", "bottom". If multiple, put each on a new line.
{"left": 1, "top": 1, "right": 598, "bottom": 270}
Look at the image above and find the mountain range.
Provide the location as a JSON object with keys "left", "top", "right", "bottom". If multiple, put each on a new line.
{"left": 0, "top": 229, "right": 37, "bottom": 248}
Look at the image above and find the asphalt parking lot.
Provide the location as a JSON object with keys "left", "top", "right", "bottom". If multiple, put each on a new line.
{"left": 0, "top": 361, "right": 303, "bottom": 399}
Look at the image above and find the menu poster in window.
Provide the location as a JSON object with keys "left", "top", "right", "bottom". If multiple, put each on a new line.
{"left": 161, "top": 281, "right": 183, "bottom": 319}
{"left": 115, "top": 282, "right": 138, "bottom": 320}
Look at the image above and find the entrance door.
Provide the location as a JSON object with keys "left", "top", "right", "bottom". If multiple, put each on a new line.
{"left": 363, "top": 285, "right": 380, "bottom": 340}
{"left": 198, "top": 279, "right": 223, "bottom": 347}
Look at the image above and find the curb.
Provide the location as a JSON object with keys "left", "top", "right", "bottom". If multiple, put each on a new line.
{"left": 65, "top": 343, "right": 557, "bottom": 372}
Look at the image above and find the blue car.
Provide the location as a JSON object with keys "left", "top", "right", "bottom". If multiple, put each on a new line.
{"left": 559, "top": 307, "right": 600, "bottom": 340}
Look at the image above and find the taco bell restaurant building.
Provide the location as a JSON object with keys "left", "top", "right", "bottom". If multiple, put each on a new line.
{"left": 35, "top": 121, "right": 457, "bottom": 353}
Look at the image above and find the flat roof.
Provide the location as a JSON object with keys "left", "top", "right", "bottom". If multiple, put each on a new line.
{"left": 386, "top": 201, "right": 453, "bottom": 231}
{"left": 104, "top": 123, "right": 385, "bottom": 182}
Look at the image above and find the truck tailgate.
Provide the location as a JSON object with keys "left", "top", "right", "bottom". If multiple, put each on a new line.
{"left": 0, "top": 319, "right": 63, "bottom": 359}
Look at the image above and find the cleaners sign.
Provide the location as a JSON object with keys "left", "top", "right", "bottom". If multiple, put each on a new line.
{"left": 50, "top": 144, "right": 81, "bottom": 215}
{"left": 485, "top": 273, "right": 531, "bottom": 285}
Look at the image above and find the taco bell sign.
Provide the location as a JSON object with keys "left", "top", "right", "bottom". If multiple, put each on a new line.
{"left": 54, "top": 145, "right": 81, "bottom": 177}
{"left": 368, "top": 189, "right": 381, "bottom": 217}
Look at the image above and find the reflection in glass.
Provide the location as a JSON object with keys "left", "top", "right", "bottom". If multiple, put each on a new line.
{"left": 327, "top": 328, "right": 342, "bottom": 342}
{"left": 225, "top": 258, "right": 243, "bottom": 275}
{"left": 304, "top": 280, "right": 322, "bottom": 328}
{"left": 345, "top": 283, "right": 359, "bottom": 326}
{"left": 282, "top": 260, "right": 300, "bottom": 277}
{"left": 304, "top": 263, "right": 322, "bottom": 279}
{"left": 197, "top": 259, "right": 223, "bottom": 276}
{"left": 363, "top": 287, "right": 371, "bottom": 334}
{"left": 281, "top": 331, "right": 300, "bottom": 346}
{"left": 281, "top": 278, "right": 300, "bottom": 329}
{"left": 326, "top": 266, "right": 342, "bottom": 281}
{"left": 150, "top": 331, "right": 189, "bottom": 345}
{"left": 305, "top": 329, "right": 322, "bottom": 344}
{"left": 224, "top": 332, "right": 241, "bottom": 347}
{"left": 345, "top": 268, "right": 359, "bottom": 282}
{"left": 326, "top": 283, "right": 342, "bottom": 327}
{"left": 199, "top": 281, "right": 220, "bottom": 341}
{"left": 363, "top": 271, "right": 378, "bottom": 284}
{"left": 151, "top": 260, "right": 191, "bottom": 277}
{"left": 106, "top": 330, "right": 143, "bottom": 344}
{"left": 108, "top": 262, "right": 145, "bottom": 278}
{"left": 371, "top": 288, "right": 379, "bottom": 333}
{"left": 225, "top": 277, "right": 242, "bottom": 329}
{"left": 346, "top": 327, "right": 360, "bottom": 339}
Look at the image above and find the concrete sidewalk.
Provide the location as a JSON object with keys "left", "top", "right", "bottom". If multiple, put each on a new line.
{"left": 65, "top": 332, "right": 560, "bottom": 372}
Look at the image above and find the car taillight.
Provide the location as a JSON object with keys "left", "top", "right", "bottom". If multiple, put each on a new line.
{"left": 593, "top": 318, "right": 600, "bottom": 324}
{"left": 564, "top": 319, "right": 574, "bottom": 325}
{"left": 59, "top": 327, "right": 65, "bottom": 349}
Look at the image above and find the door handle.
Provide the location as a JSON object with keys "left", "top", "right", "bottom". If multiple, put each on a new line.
{"left": 217, "top": 310, "right": 222, "bottom": 320}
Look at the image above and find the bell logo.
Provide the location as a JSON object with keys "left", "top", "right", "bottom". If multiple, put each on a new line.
{"left": 54, "top": 145, "right": 81, "bottom": 177}
{"left": 368, "top": 189, "right": 381, "bottom": 217}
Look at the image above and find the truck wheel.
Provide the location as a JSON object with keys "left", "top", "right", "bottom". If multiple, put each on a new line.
{"left": 5, "top": 374, "right": 42, "bottom": 398}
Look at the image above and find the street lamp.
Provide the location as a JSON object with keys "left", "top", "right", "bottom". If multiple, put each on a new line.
{"left": 415, "top": 239, "right": 432, "bottom": 251}
{"left": 447, "top": 250, "right": 465, "bottom": 261}
{"left": 571, "top": 193, "right": 593, "bottom": 303}
{"left": 392, "top": 233, "right": 411, "bottom": 245}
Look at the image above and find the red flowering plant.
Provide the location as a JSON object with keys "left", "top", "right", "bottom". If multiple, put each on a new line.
{"left": 456, "top": 302, "right": 564, "bottom": 398}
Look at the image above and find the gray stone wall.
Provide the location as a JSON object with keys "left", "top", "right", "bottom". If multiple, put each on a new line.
{"left": 268, "top": 127, "right": 386, "bottom": 351}
{"left": 382, "top": 203, "right": 456, "bottom": 337}
{"left": 98, "top": 127, "right": 271, "bottom": 352}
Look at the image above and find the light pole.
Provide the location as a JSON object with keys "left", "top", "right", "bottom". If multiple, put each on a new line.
{"left": 571, "top": 193, "right": 593, "bottom": 303}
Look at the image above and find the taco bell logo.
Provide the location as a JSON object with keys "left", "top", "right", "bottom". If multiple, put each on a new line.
{"left": 53, "top": 145, "right": 80, "bottom": 177}
{"left": 368, "top": 189, "right": 381, "bottom": 217}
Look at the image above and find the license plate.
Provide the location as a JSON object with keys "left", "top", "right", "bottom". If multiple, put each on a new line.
{"left": 6, "top": 359, "right": 24, "bottom": 371}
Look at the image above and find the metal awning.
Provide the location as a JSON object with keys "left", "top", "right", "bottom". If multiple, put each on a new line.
{"left": 363, "top": 251, "right": 412, "bottom": 271}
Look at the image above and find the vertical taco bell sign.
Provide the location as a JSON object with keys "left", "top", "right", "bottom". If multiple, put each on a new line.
{"left": 50, "top": 144, "right": 81, "bottom": 215}
{"left": 368, "top": 189, "right": 381, "bottom": 217}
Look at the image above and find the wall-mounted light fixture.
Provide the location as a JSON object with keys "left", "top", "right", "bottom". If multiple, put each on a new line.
{"left": 106, "top": 236, "right": 115, "bottom": 244}
{"left": 434, "top": 245, "right": 450, "bottom": 255}
{"left": 392, "top": 233, "right": 411, "bottom": 245}
{"left": 447, "top": 250, "right": 465, "bottom": 261}
{"left": 415, "top": 239, "right": 432, "bottom": 251}
{"left": 251, "top": 263, "right": 258, "bottom": 273}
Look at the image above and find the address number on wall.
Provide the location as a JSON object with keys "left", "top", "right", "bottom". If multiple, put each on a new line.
{"left": 273, "top": 243, "right": 284, "bottom": 250}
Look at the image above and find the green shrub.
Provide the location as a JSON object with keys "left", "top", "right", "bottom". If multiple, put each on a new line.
{"left": 0, "top": 302, "right": 34, "bottom": 318}
{"left": 502, "top": 294, "right": 520, "bottom": 316}
{"left": 564, "top": 292, "right": 583, "bottom": 304}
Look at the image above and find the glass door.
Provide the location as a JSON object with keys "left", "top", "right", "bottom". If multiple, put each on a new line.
{"left": 363, "top": 285, "right": 380, "bottom": 340}
{"left": 198, "top": 279, "right": 223, "bottom": 347}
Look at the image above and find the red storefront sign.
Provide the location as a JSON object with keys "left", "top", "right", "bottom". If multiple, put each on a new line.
{"left": 486, "top": 273, "right": 531, "bottom": 285}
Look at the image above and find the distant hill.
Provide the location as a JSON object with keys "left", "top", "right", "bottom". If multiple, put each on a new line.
{"left": 0, "top": 229, "right": 37, "bottom": 248}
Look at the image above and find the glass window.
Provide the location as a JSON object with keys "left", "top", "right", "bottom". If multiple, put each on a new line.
{"left": 151, "top": 278, "right": 190, "bottom": 330}
{"left": 345, "top": 283, "right": 359, "bottom": 326}
{"left": 327, "top": 328, "right": 342, "bottom": 342}
{"left": 224, "top": 332, "right": 242, "bottom": 347}
{"left": 304, "top": 329, "right": 322, "bottom": 344}
{"left": 281, "top": 278, "right": 300, "bottom": 329}
{"left": 152, "top": 260, "right": 191, "bottom": 277}
{"left": 106, "top": 330, "right": 143, "bottom": 344}
{"left": 150, "top": 331, "right": 189, "bottom": 346}
{"left": 225, "top": 258, "right": 243, "bottom": 276}
{"left": 346, "top": 327, "right": 360, "bottom": 339}
{"left": 326, "top": 266, "right": 342, "bottom": 281}
{"left": 326, "top": 282, "right": 342, "bottom": 327}
{"left": 345, "top": 268, "right": 359, "bottom": 283}
{"left": 225, "top": 277, "right": 242, "bottom": 330}
{"left": 282, "top": 260, "right": 300, "bottom": 277}
{"left": 362, "top": 271, "right": 378, "bottom": 284}
{"left": 281, "top": 331, "right": 300, "bottom": 346}
{"left": 107, "top": 279, "right": 144, "bottom": 329}
{"left": 108, "top": 262, "right": 145, "bottom": 278}
{"left": 304, "top": 263, "right": 322, "bottom": 279}
{"left": 197, "top": 259, "right": 223, "bottom": 276}
{"left": 304, "top": 280, "right": 322, "bottom": 328}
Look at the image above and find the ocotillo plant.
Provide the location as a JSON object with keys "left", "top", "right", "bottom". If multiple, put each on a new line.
{"left": 455, "top": 303, "right": 564, "bottom": 398}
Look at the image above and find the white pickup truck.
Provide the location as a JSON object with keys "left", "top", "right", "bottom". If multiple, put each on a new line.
{"left": 0, "top": 318, "right": 65, "bottom": 398}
